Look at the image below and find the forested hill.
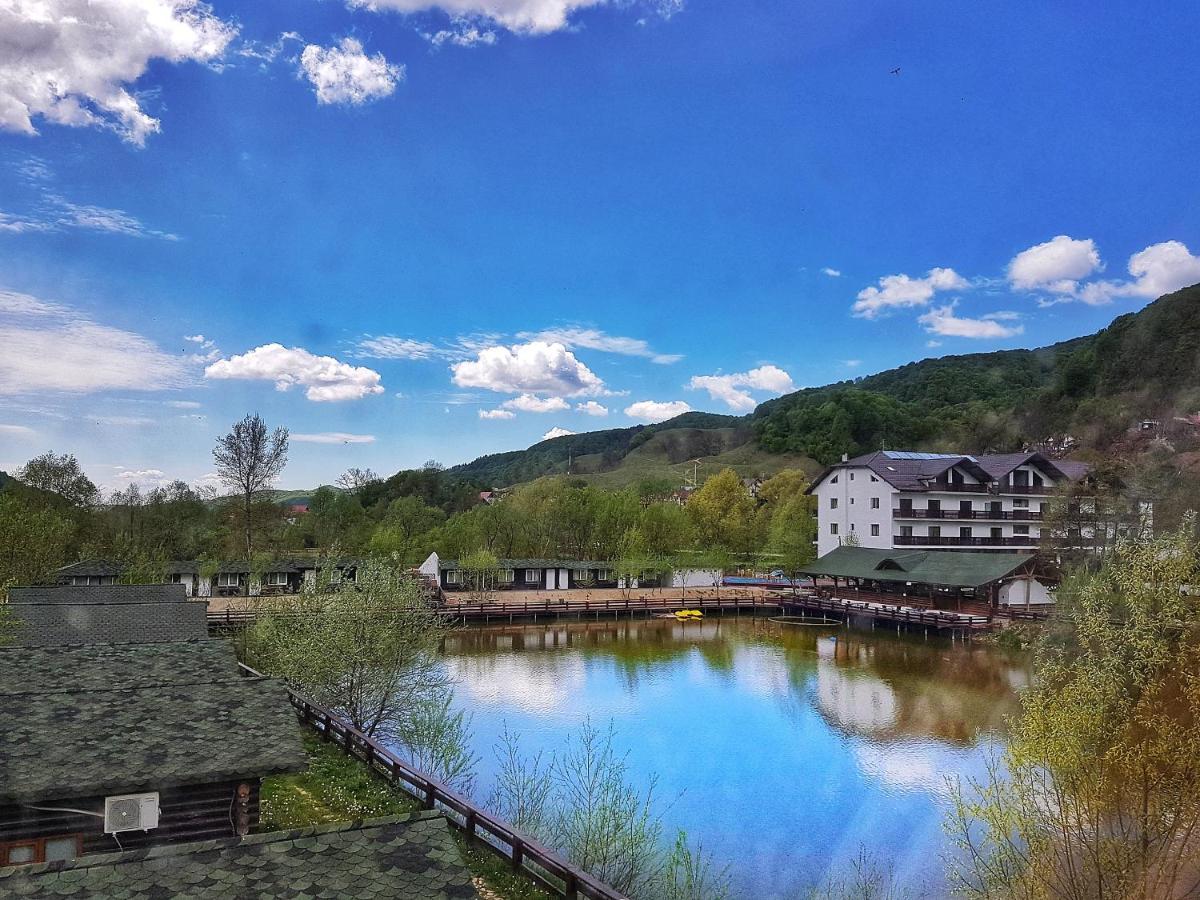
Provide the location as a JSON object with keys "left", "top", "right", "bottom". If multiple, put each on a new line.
{"left": 448, "top": 282, "right": 1200, "bottom": 485}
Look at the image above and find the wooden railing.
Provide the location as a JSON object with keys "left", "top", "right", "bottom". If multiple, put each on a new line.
{"left": 775, "top": 591, "right": 991, "bottom": 630}
{"left": 238, "top": 663, "right": 628, "bottom": 900}
{"left": 444, "top": 594, "right": 780, "bottom": 620}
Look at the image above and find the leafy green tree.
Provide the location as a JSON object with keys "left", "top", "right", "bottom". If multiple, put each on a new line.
{"left": 768, "top": 495, "right": 817, "bottom": 587}
{"left": 687, "top": 468, "right": 757, "bottom": 555}
{"left": 16, "top": 451, "right": 99, "bottom": 507}
{"left": 369, "top": 496, "right": 445, "bottom": 567}
{"left": 459, "top": 549, "right": 500, "bottom": 602}
{"left": 948, "top": 521, "right": 1200, "bottom": 899}
{"left": 0, "top": 494, "right": 73, "bottom": 589}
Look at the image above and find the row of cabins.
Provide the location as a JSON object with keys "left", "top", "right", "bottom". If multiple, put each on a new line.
{"left": 417, "top": 553, "right": 723, "bottom": 593}
{"left": 56, "top": 559, "right": 360, "bottom": 597}
{"left": 0, "top": 583, "right": 485, "bottom": 896}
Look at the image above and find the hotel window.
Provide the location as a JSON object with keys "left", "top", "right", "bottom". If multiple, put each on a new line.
{"left": 830, "top": 498, "right": 838, "bottom": 509}
{"left": 445, "top": 570, "right": 461, "bottom": 584}
{"left": 1014, "top": 525, "right": 1030, "bottom": 535}
{"left": 525, "top": 569, "right": 539, "bottom": 582}
{"left": 830, "top": 523, "right": 839, "bottom": 535}
{"left": 928, "top": 526, "right": 941, "bottom": 538}
{"left": 849, "top": 472, "right": 855, "bottom": 481}
{"left": 830, "top": 475, "right": 838, "bottom": 484}
{"left": 900, "top": 525, "right": 913, "bottom": 537}
{"left": 959, "top": 526, "right": 972, "bottom": 539}
{"left": 849, "top": 497, "right": 854, "bottom": 505}
{"left": 870, "top": 475, "right": 878, "bottom": 482}
{"left": 870, "top": 497, "right": 880, "bottom": 509}
{"left": 1013, "top": 498, "right": 1028, "bottom": 508}
{"left": 870, "top": 524, "right": 880, "bottom": 536}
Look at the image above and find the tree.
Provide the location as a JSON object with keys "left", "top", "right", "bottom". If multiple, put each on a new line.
{"left": 16, "top": 452, "right": 99, "bottom": 507}
{"left": 459, "top": 549, "right": 500, "bottom": 602}
{"left": 687, "top": 468, "right": 757, "bottom": 555}
{"left": 213, "top": 413, "right": 289, "bottom": 557}
{"left": 241, "top": 560, "right": 475, "bottom": 791}
{"left": 370, "top": 496, "right": 445, "bottom": 568}
{"left": 336, "top": 467, "right": 380, "bottom": 495}
{"left": 0, "top": 494, "right": 73, "bottom": 589}
{"left": 948, "top": 521, "right": 1200, "bottom": 899}
{"left": 768, "top": 495, "right": 816, "bottom": 589}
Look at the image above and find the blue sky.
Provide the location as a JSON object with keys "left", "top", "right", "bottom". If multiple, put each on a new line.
{"left": 2, "top": 0, "right": 1199, "bottom": 491}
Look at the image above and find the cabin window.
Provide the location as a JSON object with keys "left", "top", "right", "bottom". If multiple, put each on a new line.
{"left": 870, "top": 497, "right": 880, "bottom": 509}
{"left": 217, "top": 572, "right": 240, "bottom": 587}
{"left": 597, "top": 569, "right": 611, "bottom": 581}
{"left": 445, "top": 570, "right": 461, "bottom": 584}
{"left": 830, "top": 498, "right": 838, "bottom": 509}
{"left": 870, "top": 524, "right": 880, "bottom": 536}
{"left": 525, "top": 569, "right": 538, "bottom": 582}
{"left": 266, "top": 572, "right": 288, "bottom": 586}
{"left": 498, "top": 569, "right": 514, "bottom": 583}
{"left": 830, "top": 523, "right": 838, "bottom": 535}
{"left": 1, "top": 835, "right": 81, "bottom": 866}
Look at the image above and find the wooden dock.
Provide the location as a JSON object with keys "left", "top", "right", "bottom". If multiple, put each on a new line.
{"left": 772, "top": 590, "right": 992, "bottom": 634}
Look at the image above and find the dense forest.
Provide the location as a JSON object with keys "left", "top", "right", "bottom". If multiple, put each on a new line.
{"left": 450, "top": 282, "right": 1200, "bottom": 482}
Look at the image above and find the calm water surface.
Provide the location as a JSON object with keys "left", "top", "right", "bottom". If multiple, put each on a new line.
{"left": 440, "top": 616, "right": 1030, "bottom": 899}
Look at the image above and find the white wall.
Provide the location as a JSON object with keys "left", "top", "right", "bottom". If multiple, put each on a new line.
{"left": 670, "top": 569, "right": 722, "bottom": 588}
{"left": 418, "top": 552, "right": 440, "bottom": 578}
{"left": 813, "top": 467, "right": 897, "bottom": 557}
{"left": 998, "top": 577, "right": 1054, "bottom": 606}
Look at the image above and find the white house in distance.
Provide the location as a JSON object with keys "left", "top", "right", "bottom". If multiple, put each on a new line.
{"left": 807, "top": 450, "right": 1092, "bottom": 558}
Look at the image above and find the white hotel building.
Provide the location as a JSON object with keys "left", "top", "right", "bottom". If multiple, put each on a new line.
{"left": 808, "top": 450, "right": 1091, "bottom": 558}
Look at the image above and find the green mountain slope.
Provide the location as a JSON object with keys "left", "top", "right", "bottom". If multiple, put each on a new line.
{"left": 445, "top": 282, "right": 1200, "bottom": 485}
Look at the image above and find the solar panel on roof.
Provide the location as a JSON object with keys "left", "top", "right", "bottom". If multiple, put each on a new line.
{"left": 881, "top": 450, "right": 964, "bottom": 460}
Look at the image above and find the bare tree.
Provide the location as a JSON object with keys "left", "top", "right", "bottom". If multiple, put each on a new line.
{"left": 213, "top": 413, "right": 289, "bottom": 557}
{"left": 336, "top": 467, "right": 379, "bottom": 495}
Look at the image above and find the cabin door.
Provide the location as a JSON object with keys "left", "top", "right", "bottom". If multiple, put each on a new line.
{"left": 558, "top": 568, "right": 569, "bottom": 589}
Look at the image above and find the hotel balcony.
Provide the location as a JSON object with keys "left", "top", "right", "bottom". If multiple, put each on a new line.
{"left": 894, "top": 508, "right": 1044, "bottom": 521}
{"left": 894, "top": 535, "right": 1040, "bottom": 548}
{"left": 923, "top": 482, "right": 1054, "bottom": 496}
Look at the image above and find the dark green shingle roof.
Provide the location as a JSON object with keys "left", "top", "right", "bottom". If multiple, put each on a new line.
{"left": 9, "top": 584, "right": 188, "bottom": 604}
{"left": 0, "top": 812, "right": 479, "bottom": 899}
{"left": 0, "top": 674, "right": 306, "bottom": 804}
{"left": 0, "top": 640, "right": 236, "bottom": 695}
{"left": 798, "top": 546, "right": 1034, "bottom": 588}
{"left": 8, "top": 599, "right": 208, "bottom": 646}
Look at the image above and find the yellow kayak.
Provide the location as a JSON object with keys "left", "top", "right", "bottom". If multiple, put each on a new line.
{"left": 674, "top": 609, "right": 703, "bottom": 620}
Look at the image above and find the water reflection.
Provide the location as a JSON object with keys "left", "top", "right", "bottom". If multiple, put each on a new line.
{"left": 440, "top": 616, "right": 1030, "bottom": 898}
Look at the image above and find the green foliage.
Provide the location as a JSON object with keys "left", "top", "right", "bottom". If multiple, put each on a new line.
{"left": 686, "top": 468, "right": 759, "bottom": 555}
{"left": 0, "top": 493, "right": 73, "bottom": 588}
{"left": 15, "top": 452, "right": 99, "bottom": 507}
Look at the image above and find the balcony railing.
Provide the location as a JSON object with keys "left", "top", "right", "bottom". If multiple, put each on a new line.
{"left": 921, "top": 482, "right": 1054, "bottom": 496}
{"left": 894, "top": 508, "right": 1044, "bottom": 521}
{"left": 894, "top": 535, "right": 1040, "bottom": 547}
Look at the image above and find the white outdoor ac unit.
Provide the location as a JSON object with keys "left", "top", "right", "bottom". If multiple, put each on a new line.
{"left": 104, "top": 792, "right": 160, "bottom": 834}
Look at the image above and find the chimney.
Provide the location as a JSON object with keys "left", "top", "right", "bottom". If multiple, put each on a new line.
{"left": 841, "top": 453, "right": 849, "bottom": 463}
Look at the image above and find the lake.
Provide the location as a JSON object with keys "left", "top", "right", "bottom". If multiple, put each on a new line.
{"left": 441, "top": 616, "right": 1030, "bottom": 899}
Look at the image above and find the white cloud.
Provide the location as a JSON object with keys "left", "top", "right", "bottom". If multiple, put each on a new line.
{"left": 354, "top": 335, "right": 440, "bottom": 359}
{"left": 1007, "top": 235, "right": 1101, "bottom": 294}
{"left": 205, "top": 343, "right": 385, "bottom": 401}
{"left": 299, "top": 38, "right": 403, "bottom": 106}
{"left": 519, "top": 327, "right": 682, "bottom": 365}
{"left": 541, "top": 426, "right": 575, "bottom": 440}
{"left": 852, "top": 267, "right": 968, "bottom": 319}
{"left": 183, "top": 333, "right": 220, "bottom": 363}
{"left": 165, "top": 400, "right": 201, "bottom": 409}
{"left": 917, "top": 303, "right": 1024, "bottom": 339}
{"left": 478, "top": 408, "right": 515, "bottom": 420}
{"left": 0, "top": 289, "right": 189, "bottom": 395}
{"left": 0, "top": 423, "right": 35, "bottom": 436}
{"left": 843, "top": 359, "right": 861, "bottom": 368}
{"left": 93, "top": 415, "right": 155, "bottom": 426}
{"left": 624, "top": 399, "right": 691, "bottom": 422}
{"left": 1077, "top": 240, "right": 1200, "bottom": 305}
{"left": 115, "top": 467, "right": 165, "bottom": 479}
{"left": 2, "top": 164, "right": 178, "bottom": 239}
{"left": 926, "top": 340, "right": 943, "bottom": 348}
{"left": 291, "top": 432, "right": 377, "bottom": 444}
{"left": 422, "top": 20, "right": 498, "bottom": 47}
{"left": 346, "top": 0, "right": 674, "bottom": 35}
{"left": 500, "top": 393, "right": 570, "bottom": 413}
{"left": 451, "top": 340, "right": 605, "bottom": 396}
{"left": 821, "top": 267, "right": 841, "bottom": 277}
{"left": 0, "top": 0, "right": 236, "bottom": 145}
{"left": 687, "top": 364, "right": 794, "bottom": 412}
{"left": 576, "top": 400, "right": 608, "bottom": 416}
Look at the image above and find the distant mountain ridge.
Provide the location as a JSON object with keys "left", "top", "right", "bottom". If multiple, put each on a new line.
{"left": 447, "top": 283, "right": 1200, "bottom": 486}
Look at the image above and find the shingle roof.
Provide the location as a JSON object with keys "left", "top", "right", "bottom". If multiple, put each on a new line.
{"left": 7, "top": 599, "right": 208, "bottom": 646}
{"left": 798, "top": 546, "right": 1034, "bottom": 588}
{"left": 0, "top": 812, "right": 479, "bottom": 899}
{"left": 809, "top": 449, "right": 1090, "bottom": 493}
{"left": 8, "top": 584, "right": 189, "bottom": 604}
{"left": 54, "top": 560, "right": 125, "bottom": 578}
{"left": 0, "top": 673, "right": 306, "bottom": 803}
{"left": 0, "top": 639, "right": 236, "bottom": 695}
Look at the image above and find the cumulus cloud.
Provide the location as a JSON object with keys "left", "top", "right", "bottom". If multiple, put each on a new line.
{"left": 1007, "top": 235, "right": 1101, "bottom": 294}
{"left": 852, "top": 267, "right": 968, "bottom": 319}
{"left": 624, "top": 399, "right": 691, "bottom": 422}
{"left": 576, "top": 400, "right": 608, "bottom": 416}
{"left": 347, "top": 0, "right": 676, "bottom": 35}
{"left": 299, "top": 38, "right": 403, "bottom": 106}
{"left": 183, "top": 333, "right": 220, "bottom": 363}
{"left": 205, "top": 343, "right": 385, "bottom": 401}
{"left": 1077, "top": 241, "right": 1200, "bottom": 305}
{"left": 0, "top": 289, "right": 189, "bottom": 395}
{"left": 422, "top": 20, "right": 498, "bottom": 47}
{"left": 291, "top": 432, "right": 377, "bottom": 444}
{"left": 115, "top": 467, "right": 165, "bottom": 479}
{"left": 354, "top": 335, "right": 439, "bottom": 359}
{"left": 478, "top": 408, "right": 515, "bottom": 420}
{"left": 917, "top": 303, "right": 1024, "bottom": 339}
{"left": 519, "top": 327, "right": 682, "bottom": 365}
{"left": 541, "top": 426, "right": 575, "bottom": 440}
{"left": 451, "top": 340, "right": 605, "bottom": 396}
{"left": 0, "top": 423, "right": 35, "bottom": 436}
{"left": 0, "top": 0, "right": 237, "bottom": 145}
{"left": 687, "top": 365, "right": 795, "bottom": 412}
{"left": 501, "top": 394, "right": 570, "bottom": 413}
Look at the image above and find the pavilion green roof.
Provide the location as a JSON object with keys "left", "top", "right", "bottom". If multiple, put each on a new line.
{"left": 797, "top": 546, "right": 1034, "bottom": 588}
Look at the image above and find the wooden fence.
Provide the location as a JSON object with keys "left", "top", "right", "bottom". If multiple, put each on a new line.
{"left": 774, "top": 591, "right": 992, "bottom": 631}
{"left": 239, "top": 663, "right": 628, "bottom": 900}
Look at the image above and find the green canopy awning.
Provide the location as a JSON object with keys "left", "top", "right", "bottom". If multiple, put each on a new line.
{"left": 797, "top": 546, "right": 1034, "bottom": 589}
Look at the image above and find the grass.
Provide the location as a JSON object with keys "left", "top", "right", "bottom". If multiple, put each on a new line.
{"left": 262, "top": 733, "right": 550, "bottom": 900}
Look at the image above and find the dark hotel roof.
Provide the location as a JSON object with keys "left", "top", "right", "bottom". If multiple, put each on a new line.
{"left": 0, "top": 813, "right": 478, "bottom": 899}
{"left": 808, "top": 449, "right": 1090, "bottom": 493}
{"left": 0, "top": 640, "right": 306, "bottom": 804}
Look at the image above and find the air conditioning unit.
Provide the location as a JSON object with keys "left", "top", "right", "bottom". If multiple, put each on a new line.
{"left": 104, "top": 792, "right": 160, "bottom": 834}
